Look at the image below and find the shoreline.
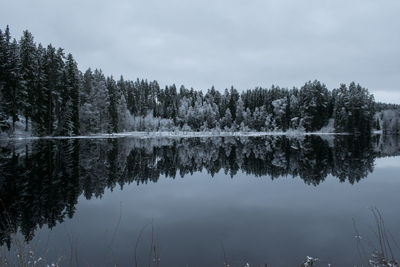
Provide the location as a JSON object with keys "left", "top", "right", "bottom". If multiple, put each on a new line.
{"left": 1, "top": 130, "right": 382, "bottom": 141}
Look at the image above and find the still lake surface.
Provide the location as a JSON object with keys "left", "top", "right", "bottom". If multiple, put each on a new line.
{"left": 1, "top": 135, "right": 400, "bottom": 266}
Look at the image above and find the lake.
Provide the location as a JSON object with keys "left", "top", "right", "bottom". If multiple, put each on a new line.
{"left": 1, "top": 135, "right": 400, "bottom": 266}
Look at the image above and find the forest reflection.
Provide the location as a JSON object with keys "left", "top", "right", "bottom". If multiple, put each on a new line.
{"left": 0, "top": 135, "right": 399, "bottom": 247}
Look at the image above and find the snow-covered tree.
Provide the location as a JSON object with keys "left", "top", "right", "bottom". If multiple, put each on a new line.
{"left": 44, "top": 45, "right": 65, "bottom": 135}
{"left": 235, "top": 97, "right": 245, "bottom": 126}
{"left": 220, "top": 109, "right": 233, "bottom": 129}
{"left": 271, "top": 97, "right": 288, "bottom": 130}
{"left": 31, "top": 44, "right": 48, "bottom": 135}
{"left": 299, "top": 80, "right": 330, "bottom": 132}
{"left": 65, "top": 53, "right": 80, "bottom": 135}
{"left": 0, "top": 26, "right": 21, "bottom": 132}
{"left": 19, "top": 30, "right": 37, "bottom": 131}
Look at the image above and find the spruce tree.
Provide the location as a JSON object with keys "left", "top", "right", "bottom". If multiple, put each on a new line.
{"left": 65, "top": 53, "right": 80, "bottom": 135}
{"left": 333, "top": 84, "right": 348, "bottom": 132}
{"left": 0, "top": 89, "right": 9, "bottom": 131}
{"left": 81, "top": 68, "right": 93, "bottom": 106}
{"left": 43, "top": 45, "right": 64, "bottom": 135}
{"left": 19, "top": 30, "right": 37, "bottom": 131}
{"left": 299, "top": 80, "right": 330, "bottom": 131}
{"left": 31, "top": 44, "right": 48, "bottom": 135}
{"left": 56, "top": 70, "right": 72, "bottom": 136}
{"left": 1, "top": 26, "right": 21, "bottom": 132}
{"left": 107, "top": 76, "right": 119, "bottom": 133}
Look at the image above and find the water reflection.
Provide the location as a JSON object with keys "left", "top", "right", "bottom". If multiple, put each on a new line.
{"left": 0, "top": 135, "right": 399, "bottom": 248}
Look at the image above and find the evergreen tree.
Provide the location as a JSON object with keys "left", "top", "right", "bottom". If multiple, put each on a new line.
{"left": 19, "top": 30, "right": 37, "bottom": 131}
{"left": 65, "top": 53, "right": 80, "bottom": 135}
{"left": 333, "top": 82, "right": 374, "bottom": 134}
{"left": 56, "top": 70, "right": 73, "bottom": 135}
{"left": 0, "top": 26, "right": 21, "bottom": 131}
{"left": 81, "top": 68, "right": 93, "bottom": 106}
{"left": 299, "top": 80, "right": 330, "bottom": 131}
{"left": 80, "top": 69, "right": 109, "bottom": 133}
{"left": 235, "top": 97, "right": 245, "bottom": 126}
{"left": 0, "top": 89, "right": 9, "bottom": 131}
{"left": 107, "top": 76, "right": 119, "bottom": 133}
{"left": 229, "top": 86, "right": 239, "bottom": 121}
{"left": 221, "top": 108, "right": 233, "bottom": 129}
{"left": 0, "top": 29, "right": 6, "bottom": 131}
{"left": 44, "top": 46, "right": 65, "bottom": 135}
{"left": 31, "top": 44, "right": 48, "bottom": 135}
{"left": 333, "top": 84, "right": 348, "bottom": 132}
{"left": 347, "top": 82, "right": 374, "bottom": 134}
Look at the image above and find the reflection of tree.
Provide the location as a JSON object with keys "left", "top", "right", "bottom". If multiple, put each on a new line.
{"left": 0, "top": 140, "right": 80, "bottom": 249}
{"left": 0, "top": 135, "right": 399, "bottom": 246}
{"left": 332, "top": 136, "right": 375, "bottom": 184}
{"left": 296, "top": 136, "right": 332, "bottom": 185}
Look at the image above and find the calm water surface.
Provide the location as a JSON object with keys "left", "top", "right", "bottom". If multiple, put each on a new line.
{"left": 1, "top": 135, "right": 400, "bottom": 266}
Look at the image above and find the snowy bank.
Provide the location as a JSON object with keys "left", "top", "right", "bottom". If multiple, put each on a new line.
{"left": 1, "top": 130, "right": 354, "bottom": 141}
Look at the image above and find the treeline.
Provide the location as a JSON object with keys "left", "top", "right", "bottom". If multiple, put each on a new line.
{"left": 0, "top": 26, "right": 385, "bottom": 136}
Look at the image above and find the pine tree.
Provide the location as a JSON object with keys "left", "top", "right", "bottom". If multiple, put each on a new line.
{"left": 31, "top": 44, "right": 48, "bottom": 135}
{"left": 0, "top": 89, "right": 9, "bottom": 131}
{"left": 82, "top": 69, "right": 109, "bottom": 133}
{"left": 220, "top": 109, "right": 232, "bottom": 129}
{"left": 333, "top": 84, "right": 348, "bottom": 132}
{"left": 229, "top": 86, "right": 239, "bottom": 121}
{"left": 65, "top": 53, "right": 80, "bottom": 135}
{"left": 56, "top": 70, "right": 72, "bottom": 135}
{"left": 44, "top": 45, "right": 65, "bottom": 135}
{"left": 235, "top": 97, "right": 245, "bottom": 126}
{"left": 299, "top": 80, "right": 330, "bottom": 131}
{"left": 19, "top": 30, "right": 37, "bottom": 131}
{"left": 0, "top": 26, "right": 22, "bottom": 132}
{"left": 0, "top": 29, "right": 8, "bottom": 130}
{"left": 107, "top": 76, "right": 119, "bottom": 133}
{"left": 347, "top": 82, "right": 374, "bottom": 134}
{"left": 81, "top": 68, "right": 93, "bottom": 106}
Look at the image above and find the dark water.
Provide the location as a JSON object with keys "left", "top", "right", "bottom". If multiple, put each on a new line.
{"left": 1, "top": 135, "right": 400, "bottom": 266}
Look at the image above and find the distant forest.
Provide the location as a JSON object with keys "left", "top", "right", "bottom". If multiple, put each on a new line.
{"left": 1, "top": 26, "right": 399, "bottom": 136}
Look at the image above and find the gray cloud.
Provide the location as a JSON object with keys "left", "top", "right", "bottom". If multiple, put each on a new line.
{"left": 1, "top": 0, "right": 400, "bottom": 102}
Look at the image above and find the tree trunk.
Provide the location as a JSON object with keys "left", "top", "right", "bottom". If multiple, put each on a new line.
{"left": 25, "top": 115, "right": 29, "bottom": 131}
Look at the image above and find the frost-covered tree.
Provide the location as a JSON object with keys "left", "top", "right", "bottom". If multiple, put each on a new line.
{"left": 107, "top": 76, "right": 119, "bottom": 133}
{"left": 44, "top": 46, "right": 65, "bottom": 135}
{"left": 0, "top": 89, "right": 9, "bottom": 131}
{"left": 19, "top": 30, "right": 37, "bottom": 131}
{"left": 235, "top": 98, "right": 245, "bottom": 126}
{"left": 271, "top": 97, "right": 288, "bottom": 130}
{"left": 220, "top": 109, "right": 233, "bottom": 129}
{"left": 80, "top": 69, "right": 110, "bottom": 133}
{"left": 0, "top": 26, "right": 21, "bottom": 131}
{"left": 379, "top": 110, "right": 400, "bottom": 135}
{"left": 299, "top": 80, "right": 330, "bottom": 132}
{"left": 81, "top": 68, "right": 93, "bottom": 106}
{"left": 56, "top": 70, "right": 73, "bottom": 135}
{"left": 65, "top": 53, "right": 80, "bottom": 135}
{"left": 333, "top": 82, "right": 374, "bottom": 134}
{"left": 31, "top": 44, "right": 48, "bottom": 135}
{"left": 204, "top": 102, "right": 218, "bottom": 129}
{"left": 117, "top": 93, "right": 132, "bottom": 131}
{"left": 254, "top": 106, "right": 268, "bottom": 130}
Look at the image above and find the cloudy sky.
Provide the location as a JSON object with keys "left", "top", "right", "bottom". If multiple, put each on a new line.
{"left": 2, "top": 0, "right": 400, "bottom": 103}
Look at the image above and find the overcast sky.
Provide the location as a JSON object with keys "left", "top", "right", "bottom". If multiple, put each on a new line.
{"left": 1, "top": 0, "right": 400, "bottom": 103}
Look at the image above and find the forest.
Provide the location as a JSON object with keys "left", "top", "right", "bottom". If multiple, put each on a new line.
{"left": 1, "top": 25, "right": 399, "bottom": 137}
